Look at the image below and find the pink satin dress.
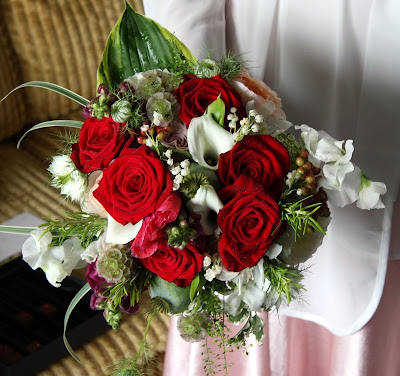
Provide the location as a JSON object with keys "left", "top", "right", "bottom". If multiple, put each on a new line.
{"left": 143, "top": 1, "right": 400, "bottom": 375}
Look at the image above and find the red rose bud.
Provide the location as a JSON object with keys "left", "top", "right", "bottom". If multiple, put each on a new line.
{"left": 217, "top": 135, "right": 290, "bottom": 200}
{"left": 217, "top": 190, "right": 282, "bottom": 272}
{"left": 93, "top": 145, "right": 180, "bottom": 225}
{"left": 173, "top": 74, "right": 246, "bottom": 127}
{"left": 141, "top": 242, "right": 203, "bottom": 287}
{"left": 71, "top": 117, "right": 128, "bottom": 173}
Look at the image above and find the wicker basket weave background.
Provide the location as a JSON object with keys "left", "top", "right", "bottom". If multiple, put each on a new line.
{"left": 0, "top": 1, "right": 171, "bottom": 374}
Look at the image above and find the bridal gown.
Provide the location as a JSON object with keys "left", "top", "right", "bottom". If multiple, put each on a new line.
{"left": 143, "top": 1, "right": 400, "bottom": 375}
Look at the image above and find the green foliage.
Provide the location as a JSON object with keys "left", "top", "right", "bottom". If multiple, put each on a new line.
{"left": 97, "top": 2, "right": 196, "bottom": 89}
{"left": 40, "top": 211, "right": 107, "bottom": 248}
{"left": 279, "top": 197, "right": 325, "bottom": 239}
{"left": 180, "top": 172, "right": 210, "bottom": 198}
{"left": 205, "top": 96, "right": 225, "bottom": 127}
{"left": 264, "top": 260, "right": 305, "bottom": 304}
{"left": 276, "top": 133, "right": 305, "bottom": 170}
{"left": 166, "top": 220, "right": 197, "bottom": 249}
{"left": 106, "top": 341, "right": 160, "bottom": 376}
{"left": 103, "top": 267, "right": 152, "bottom": 311}
{"left": 218, "top": 52, "right": 246, "bottom": 81}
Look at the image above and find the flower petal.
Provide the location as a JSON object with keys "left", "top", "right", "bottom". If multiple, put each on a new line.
{"left": 187, "top": 113, "right": 234, "bottom": 170}
{"left": 186, "top": 185, "right": 224, "bottom": 235}
{"left": 106, "top": 214, "right": 143, "bottom": 244}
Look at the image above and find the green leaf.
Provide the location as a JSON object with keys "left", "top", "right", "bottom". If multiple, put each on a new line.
{"left": 17, "top": 120, "right": 83, "bottom": 148}
{"left": 205, "top": 96, "right": 225, "bottom": 127}
{"left": 1, "top": 81, "right": 88, "bottom": 106}
{"left": 63, "top": 283, "right": 91, "bottom": 363}
{"left": 189, "top": 273, "right": 200, "bottom": 301}
{"left": 97, "top": 2, "right": 196, "bottom": 88}
{"left": 0, "top": 225, "right": 37, "bottom": 235}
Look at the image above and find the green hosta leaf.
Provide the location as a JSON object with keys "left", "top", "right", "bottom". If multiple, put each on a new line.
{"left": 17, "top": 120, "right": 83, "bottom": 148}
{"left": 1, "top": 81, "right": 88, "bottom": 107}
{"left": 205, "top": 96, "right": 225, "bottom": 127}
{"left": 97, "top": 2, "right": 196, "bottom": 89}
{"left": 63, "top": 283, "right": 91, "bottom": 363}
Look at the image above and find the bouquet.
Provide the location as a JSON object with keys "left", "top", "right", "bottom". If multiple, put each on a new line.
{"left": 0, "top": 3, "right": 387, "bottom": 375}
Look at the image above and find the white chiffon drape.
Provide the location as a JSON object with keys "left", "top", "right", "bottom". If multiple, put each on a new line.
{"left": 143, "top": 1, "right": 400, "bottom": 374}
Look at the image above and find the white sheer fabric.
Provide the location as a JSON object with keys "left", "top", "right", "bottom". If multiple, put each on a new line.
{"left": 143, "top": 0, "right": 400, "bottom": 372}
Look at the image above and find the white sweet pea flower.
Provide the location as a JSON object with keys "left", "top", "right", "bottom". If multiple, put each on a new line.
{"left": 295, "top": 125, "right": 354, "bottom": 167}
{"left": 22, "top": 228, "right": 86, "bottom": 287}
{"left": 319, "top": 164, "right": 362, "bottom": 207}
{"left": 356, "top": 175, "right": 386, "bottom": 210}
{"left": 224, "top": 259, "right": 268, "bottom": 316}
{"left": 186, "top": 185, "right": 224, "bottom": 235}
{"left": 187, "top": 113, "right": 234, "bottom": 170}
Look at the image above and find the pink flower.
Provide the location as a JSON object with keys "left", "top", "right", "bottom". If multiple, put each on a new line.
{"left": 231, "top": 72, "right": 286, "bottom": 120}
{"left": 130, "top": 193, "right": 182, "bottom": 258}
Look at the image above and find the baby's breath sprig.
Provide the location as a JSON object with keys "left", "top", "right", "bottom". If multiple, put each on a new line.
{"left": 39, "top": 211, "right": 107, "bottom": 248}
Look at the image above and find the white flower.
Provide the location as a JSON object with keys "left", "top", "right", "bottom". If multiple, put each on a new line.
{"left": 140, "top": 124, "right": 149, "bottom": 132}
{"left": 295, "top": 124, "right": 353, "bottom": 167}
{"left": 106, "top": 214, "right": 143, "bottom": 244}
{"left": 319, "top": 164, "right": 362, "bottom": 207}
{"left": 170, "top": 166, "right": 182, "bottom": 175}
{"left": 204, "top": 268, "right": 216, "bottom": 282}
{"left": 224, "top": 259, "right": 268, "bottom": 316}
{"left": 186, "top": 185, "right": 224, "bottom": 235}
{"left": 187, "top": 113, "right": 235, "bottom": 170}
{"left": 165, "top": 149, "right": 172, "bottom": 159}
{"left": 203, "top": 256, "right": 212, "bottom": 268}
{"left": 356, "top": 175, "right": 386, "bottom": 210}
{"left": 22, "top": 228, "right": 86, "bottom": 287}
{"left": 48, "top": 155, "right": 87, "bottom": 202}
{"left": 145, "top": 137, "right": 154, "bottom": 147}
{"left": 180, "top": 159, "right": 190, "bottom": 169}
{"left": 174, "top": 174, "right": 184, "bottom": 185}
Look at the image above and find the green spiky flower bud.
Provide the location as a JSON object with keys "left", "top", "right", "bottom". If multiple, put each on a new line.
{"left": 194, "top": 59, "right": 220, "bottom": 78}
{"left": 111, "top": 99, "right": 132, "bottom": 123}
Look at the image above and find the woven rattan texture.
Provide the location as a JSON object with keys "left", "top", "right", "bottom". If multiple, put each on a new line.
{"left": 0, "top": 0, "right": 144, "bottom": 142}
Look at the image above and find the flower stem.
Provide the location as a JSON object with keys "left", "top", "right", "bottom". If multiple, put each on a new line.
{"left": 135, "top": 311, "right": 155, "bottom": 363}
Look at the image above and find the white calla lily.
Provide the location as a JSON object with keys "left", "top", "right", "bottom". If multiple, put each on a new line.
{"left": 187, "top": 113, "right": 234, "bottom": 170}
{"left": 356, "top": 176, "right": 386, "bottom": 210}
{"left": 106, "top": 214, "right": 143, "bottom": 244}
{"left": 186, "top": 185, "right": 224, "bottom": 235}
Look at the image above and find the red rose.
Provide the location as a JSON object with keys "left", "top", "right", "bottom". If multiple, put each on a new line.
{"left": 217, "top": 135, "right": 290, "bottom": 200}
{"left": 173, "top": 74, "right": 246, "bottom": 127}
{"left": 93, "top": 145, "right": 181, "bottom": 225}
{"left": 71, "top": 117, "right": 128, "bottom": 173}
{"left": 217, "top": 190, "right": 282, "bottom": 271}
{"left": 141, "top": 242, "right": 203, "bottom": 287}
